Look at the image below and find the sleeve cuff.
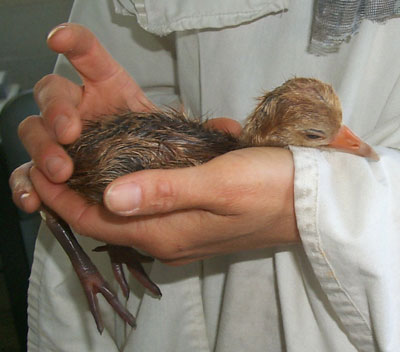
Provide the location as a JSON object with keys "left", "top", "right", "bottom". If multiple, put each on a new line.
{"left": 289, "top": 146, "right": 375, "bottom": 349}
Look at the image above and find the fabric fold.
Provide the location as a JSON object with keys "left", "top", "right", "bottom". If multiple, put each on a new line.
{"left": 113, "top": 0, "right": 288, "bottom": 35}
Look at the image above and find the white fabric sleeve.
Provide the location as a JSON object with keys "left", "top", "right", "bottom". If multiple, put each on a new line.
{"left": 291, "top": 143, "right": 400, "bottom": 350}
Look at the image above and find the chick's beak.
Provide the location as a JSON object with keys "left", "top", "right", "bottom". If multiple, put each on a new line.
{"left": 327, "top": 125, "right": 380, "bottom": 161}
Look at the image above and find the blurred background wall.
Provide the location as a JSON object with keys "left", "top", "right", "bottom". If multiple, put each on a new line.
{"left": 0, "top": 2, "right": 73, "bottom": 351}
{"left": 0, "top": 0, "right": 74, "bottom": 90}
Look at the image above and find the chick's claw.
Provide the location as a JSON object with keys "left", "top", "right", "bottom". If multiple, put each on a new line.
{"left": 93, "top": 244, "right": 162, "bottom": 298}
{"left": 82, "top": 268, "right": 137, "bottom": 334}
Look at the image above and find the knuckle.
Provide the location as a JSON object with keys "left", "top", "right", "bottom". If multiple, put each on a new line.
{"left": 148, "top": 178, "right": 176, "bottom": 212}
{"left": 156, "top": 178, "right": 175, "bottom": 198}
{"left": 9, "top": 169, "right": 20, "bottom": 191}
{"left": 17, "top": 115, "right": 37, "bottom": 140}
{"left": 41, "top": 100, "right": 63, "bottom": 121}
{"left": 34, "top": 74, "right": 59, "bottom": 95}
{"left": 34, "top": 74, "right": 74, "bottom": 111}
{"left": 9, "top": 164, "right": 33, "bottom": 194}
{"left": 17, "top": 120, "right": 27, "bottom": 140}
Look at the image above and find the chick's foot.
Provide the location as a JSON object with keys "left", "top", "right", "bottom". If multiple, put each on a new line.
{"left": 40, "top": 206, "right": 136, "bottom": 334}
{"left": 93, "top": 244, "right": 162, "bottom": 298}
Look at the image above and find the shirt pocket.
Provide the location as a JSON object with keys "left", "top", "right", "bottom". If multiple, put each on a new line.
{"left": 113, "top": 0, "right": 288, "bottom": 35}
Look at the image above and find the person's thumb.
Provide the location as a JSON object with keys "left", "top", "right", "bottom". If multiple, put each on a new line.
{"left": 103, "top": 164, "right": 223, "bottom": 216}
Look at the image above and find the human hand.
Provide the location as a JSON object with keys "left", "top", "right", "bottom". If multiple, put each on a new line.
{"left": 30, "top": 146, "right": 299, "bottom": 265}
{"left": 10, "top": 23, "right": 298, "bottom": 265}
{"left": 10, "top": 23, "right": 155, "bottom": 213}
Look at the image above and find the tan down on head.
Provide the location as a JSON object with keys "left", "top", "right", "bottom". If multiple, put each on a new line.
{"left": 241, "top": 78, "right": 379, "bottom": 160}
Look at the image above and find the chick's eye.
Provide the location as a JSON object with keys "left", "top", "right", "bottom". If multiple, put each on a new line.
{"left": 306, "top": 134, "right": 323, "bottom": 140}
{"left": 304, "top": 129, "right": 326, "bottom": 140}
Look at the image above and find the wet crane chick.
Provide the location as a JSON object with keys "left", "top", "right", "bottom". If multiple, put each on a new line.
{"left": 67, "top": 78, "right": 377, "bottom": 203}
{"left": 41, "top": 78, "right": 379, "bottom": 334}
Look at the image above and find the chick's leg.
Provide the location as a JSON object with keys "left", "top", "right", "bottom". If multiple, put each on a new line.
{"left": 93, "top": 245, "right": 162, "bottom": 298}
{"left": 39, "top": 206, "right": 136, "bottom": 334}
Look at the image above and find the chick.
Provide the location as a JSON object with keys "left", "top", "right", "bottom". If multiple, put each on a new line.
{"left": 41, "top": 77, "right": 379, "bottom": 333}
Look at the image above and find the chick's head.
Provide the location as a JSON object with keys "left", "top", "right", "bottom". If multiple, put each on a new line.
{"left": 242, "top": 78, "right": 342, "bottom": 148}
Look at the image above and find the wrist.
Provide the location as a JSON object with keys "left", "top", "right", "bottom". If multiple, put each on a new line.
{"left": 259, "top": 147, "right": 299, "bottom": 245}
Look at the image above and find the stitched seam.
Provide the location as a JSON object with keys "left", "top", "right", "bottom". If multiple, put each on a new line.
{"left": 143, "top": 5, "right": 286, "bottom": 32}
{"left": 309, "top": 149, "right": 374, "bottom": 347}
{"left": 292, "top": 146, "right": 374, "bottom": 348}
{"left": 313, "top": 169, "right": 372, "bottom": 332}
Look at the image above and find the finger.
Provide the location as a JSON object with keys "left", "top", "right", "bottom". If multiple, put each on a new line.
{"left": 9, "top": 162, "right": 41, "bottom": 213}
{"left": 103, "top": 167, "right": 205, "bottom": 216}
{"left": 103, "top": 152, "right": 249, "bottom": 216}
{"left": 34, "top": 74, "right": 83, "bottom": 144}
{"left": 204, "top": 117, "right": 242, "bottom": 137}
{"left": 18, "top": 115, "right": 73, "bottom": 183}
{"left": 47, "top": 23, "right": 153, "bottom": 112}
{"left": 30, "top": 166, "right": 144, "bottom": 245}
{"left": 103, "top": 148, "right": 293, "bottom": 217}
{"left": 47, "top": 23, "right": 120, "bottom": 83}
{"left": 30, "top": 165, "right": 95, "bottom": 230}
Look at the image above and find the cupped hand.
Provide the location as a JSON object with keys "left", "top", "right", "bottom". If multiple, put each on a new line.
{"left": 30, "top": 146, "right": 299, "bottom": 265}
{"left": 10, "top": 23, "right": 299, "bottom": 265}
{"left": 10, "top": 23, "right": 153, "bottom": 212}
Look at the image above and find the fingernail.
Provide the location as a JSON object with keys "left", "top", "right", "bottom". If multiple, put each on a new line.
{"left": 20, "top": 192, "right": 30, "bottom": 209}
{"left": 54, "top": 115, "right": 69, "bottom": 140}
{"left": 45, "top": 156, "right": 65, "bottom": 177}
{"left": 47, "top": 24, "right": 68, "bottom": 40}
{"left": 105, "top": 183, "right": 142, "bottom": 215}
